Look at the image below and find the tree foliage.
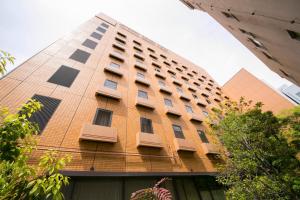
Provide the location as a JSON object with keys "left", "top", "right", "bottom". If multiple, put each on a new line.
{"left": 0, "top": 50, "right": 15, "bottom": 75}
{"left": 0, "top": 100, "right": 71, "bottom": 200}
{"left": 210, "top": 98, "right": 300, "bottom": 200}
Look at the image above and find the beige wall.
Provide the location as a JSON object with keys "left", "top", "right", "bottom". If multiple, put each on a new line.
{"left": 181, "top": 0, "right": 300, "bottom": 86}
{"left": 0, "top": 13, "right": 224, "bottom": 173}
{"left": 222, "top": 68, "right": 294, "bottom": 114}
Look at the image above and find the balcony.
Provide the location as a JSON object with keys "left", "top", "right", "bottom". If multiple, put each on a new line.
{"left": 95, "top": 85, "right": 122, "bottom": 100}
{"left": 155, "top": 72, "right": 166, "bottom": 79}
{"left": 136, "top": 132, "right": 163, "bottom": 148}
{"left": 165, "top": 106, "right": 181, "bottom": 117}
{"left": 195, "top": 99, "right": 207, "bottom": 107}
{"left": 173, "top": 138, "right": 196, "bottom": 152}
{"left": 179, "top": 93, "right": 191, "bottom": 101}
{"left": 159, "top": 85, "right": 172, "bottom": 95}
{"left": 134, "top": 63, "right": 147, "bottom": 71}
{"left": 172, "top": 78, "right": 182, "bottom": 86}
{"left": 109, "top": 52, "right": 125, "bottom": 62}
{"left": 201, "top": 143, "right": 220, "bottom": 155}
{"left": 187, "top": 113, "right": 203, "bottom": 123}
{"left": 79, "top": 124, "right": 117, "bottom": 143}
{"left": 135, "top": 97, "right": 155, "bottom": 110}
{"left": 104, "top": 66, "right": 123, "bottom": 77}
{"left": 135, "top": 76, "right": 150, "bottom": 87}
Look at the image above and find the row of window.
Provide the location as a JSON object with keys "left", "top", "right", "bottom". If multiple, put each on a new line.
{"left": 94, "top": 108, "right": 210, "bottom": 143}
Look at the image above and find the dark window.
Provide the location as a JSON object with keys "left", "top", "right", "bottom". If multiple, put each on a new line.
{"left": 133, "top": 40, "right": 141, "bottom": 46}
{"left": 69, "top": 49, "right": 91, "bottom": 64}
{"left": 97, "top": 26, "right": 106, "bottom": 33}
{"left": 198, "top": 78, "right": 204, "bottom": 82}
{"left": 172, "top": 124, "right": 185, "bottom": 139}
{"left": 82, "top": 39, "right": 98, "bottom": 49}
{"left": 140, "top": 117, "right": 153, "bottom": 133}
{"left": 160, "top": 54, "right": 167, "bottom": 59}
{"left": 222, "top": 12, "right": 239, "bottom": 21}
{"left": 172, "top": 60, "right": 178, "bottom": 65}
{"left": 150, "top": 54, "right": 157, "bottom": 60}
{"left": 134, "top": 46, "right": 143, "bottom": 53}
{"left": 163, "top": 61, "right": 170, "bottom": 66}
{"left": 197, "top": 130, "right": 209, "bottom": 143}
{"left": 104, "top": 79, "right": 117, "bottom": 90}
{"left": 182, "top": 66, "right": 187, "bottom": 70}
{"left": 29, "top": 94, "right": 61, "bottom": 134}
{"left": 93, "top": 109, "right": 112, "bottom": 127}
{"left": 164, "top": 98, "right": 173, "bottom": 107}
{"left": 91, "top": 32, "right": 102, "bottom": 40}
{"left": 152, "top": 62, "right": 161, "bottom": 68}
{"left": 47, "top": 65, "right": 79, "bottom": 87}
{"left": 201, "top": 75, "right": 206, "bottom": 79}
{"left": 117, "top": 32, "right": 126, "bottom": 38}
{"left": 101, "top": 23, "right": 109, "bottom": 28}
{"left": 187, "top": 73, "right": 193, "bottom": 77}
{"left": 147, "top": 48, "right": 155, "bottom": 53}
{"left": 138, "top": 90, "right": 148, "bottom": 99}
{"left": 192, "top": 70, "right": 197, "bottom": 75}
{"left": 287, "top": 30, "right": 300, "bottom": 41}
{"left": 115, "top": 37, "right": 126, "bottom": 45}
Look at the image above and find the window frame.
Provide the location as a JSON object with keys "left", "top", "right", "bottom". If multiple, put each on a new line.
{"left": 93, "top": 108, "right": 113, "bottom": 127}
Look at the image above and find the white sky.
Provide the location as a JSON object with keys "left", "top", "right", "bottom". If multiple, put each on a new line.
{"left": 0, "top": 0, "right": 292, "bottom": 89}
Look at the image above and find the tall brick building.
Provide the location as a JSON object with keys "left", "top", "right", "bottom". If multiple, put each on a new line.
{"left": 180, "top": 0, "right": 300, "bottom": 86}
{"left": 0, "top": 14, "right": 226, "bottom": 199}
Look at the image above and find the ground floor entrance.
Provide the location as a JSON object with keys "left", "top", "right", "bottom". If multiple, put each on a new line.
{"left": 62, "top": 172, "right": 225, "bottom": 200}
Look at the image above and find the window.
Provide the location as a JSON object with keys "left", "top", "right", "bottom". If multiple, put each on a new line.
{"left": 137, "top": 72, "right": 145, "bottom": 78}
{"left": 147, "top": 47, "right": 155, "bottom": 53}
{"left": 202, "top": 110, "right": 209, "bottom": 117}
{"left": 29, "top": 95, "right": 61, "bottom": 134}
{"left": 140, "top": 117, "right": 153, "bottom": 133}
{"left": 192, "top": 94, "right": 198, "bottom": 99}
{"left": 152, "top": 62, "right": 161, "bottom": 68}
{"left": 248, "top": 38, "right": 266, "bottom": 49}
{"left": 287, "top": 30, "right": 300, "bottom": 41}
{"left": 159, "top": 80, "right": 165, "bottom": 86}
{"left": 177, "top": 87, "right": 183, "bottom": 93}
{"left": 104, "top": 79, "right": 117, "bottom": 90}
{"left": 221, "top": 12, "right": 239, "bottom": 21}
{"left": 185, "top": 105, "right": 193, "bottom": 113}
{"left": 192, "top": 70, "right": 197, "bottom": 75}
{"left": 91, "top": 32, "right": 102, "bottom": 40}
{"left": 163, "top": 61, "right": 170, "bottom": 66}
{"left": 109, "top": 62, "right": 120, "bottom": 69}
{"left": 168, "top": 70, "right": 176, "bottom": 76}
{"left": 208, "top": 83, "right": 213, "bottom": 87}
{"left": 150, "top": 54, "right": 157, "bottom": 60}
{"left": 115, "top": 37, "right": 126, "bottom": 45}
{"left": 209, "top": 79, "right": 214, "bottom": 83}
{"left": 101, "top": 23, "right": 109, "bottom": 28}
{"left": 93, "top": 109, "right": 112, "bottom": 127}
{"left": 160, "top": 54, "right": 167, "bottom": 59}
{"left": 172, "top": 60, "right": 178, "bottom": 65}
{"left": 164, "top": 98, "right": 173, "bottom": 107}
{"left": 117, "top": 32, "right": 126, "bottom": 38}
{"left": 47, "top": 65, "right": 80, "bottom": 87}
{"left": 197, "top": 130, "right": 209, "bottom": 143}
{"left": 133, "top": 40, "right": 141, "bottom": 46}
{"left": 182, "top": 76, "right": 189, "bottom": 81}
{"left": 198, "top": 78, "right": 204, "bottom": 82}
{"left": 138, "top": 90, "right": 148, "bottom": 99}
{"left": 69, "top": 49, "right": 91, "bottom": 64}
{"left": 187, "top": 73, "right": 193, "bottom": 78}
{"left": 201, "top": 75, "right": 206, "bottom": 79}
{"left": 194, "top": 82, "right": 200, "bottom": 87}
{"left": 134, "top": 46, "right": 143, "bottom": 53}
{"left": 176, "top": 67, "right": 183, "bottom": 72}
{"left": 134, "top": 54, "right": 144, "bottom": 61}
{"left": 97, "top": 26, "right": 106, "bottom": 33}
{"left": 182, "top": 66, "right": 187, "bottom": 70}
{"left": 172, "top": 125, "right": 184, "bottom": 139}
{"left": 82, "top": 39, "right": 98, "bottom": 49}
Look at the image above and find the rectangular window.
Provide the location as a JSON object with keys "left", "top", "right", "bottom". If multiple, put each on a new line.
{"left": 29, "top": 95, "right": 61, "bottom": 134}
{"left": 69, "top": 49, "right": 91, "bottom": 64}
{"left": 82, "top": 39, "right": 98, "bottom": 49}
{"left": 104, "top": 79, "right": 117, "bottom": 90}
{"left": 91, "top": 32, "right": 102, "bottom": 40}
{"left": 197, "top": 130, "right": 209, "bottom": 143}
{"left": 160, "top": 54, "right": 167, "bottom": 59}
{"left": 117, "top": 32, "right": 126, "bottom": 38}
{"left": 115, "top": 37, "right": 126, "bottom": 45}
{"left": 110, "top": 62, "right": 120, "bottom": 69}
{"left": 164, "top": 98, "right": 173, "bottom": 107}
{"left": 140, "top": 117, "right": 153, "bottom": 133}
{"left": 101, "top": 23, "right": 109, "bottom": 28}
{"left": 134, "top": 46, "right": 143, "bottom": 53}
{"left": 159, "top": 80, "right": 165, "bottom": 86}
{"left": 172, "top": 124, "right": 185, "bottom": 139}
{"left": 93, "top": 109, "right": 112, "bottom": 127}
{"left": 185, "top": 105, "right": 193, "bottom": 113}
{"left": 133, "top": 40, "right": 141, "bottom": 46}
{"left": 138, "top": 90, "right": 148, "bottom": 99}
{"left": 150, "top": 54, "right": 157, "bottom": 60}
{"left": 47, "top": 65, "right": 80, "bottom": 87}
{"left": 97, "top": 26, "right": 106, "bottom": 33}
{"left": 137, "top": 72, "right": 145, "bottom": 78}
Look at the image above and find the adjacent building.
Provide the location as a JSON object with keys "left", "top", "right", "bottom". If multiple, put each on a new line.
{"left": 281, "top": 84, "right": 300, "bottom": 104}
{"left": 180, "top": 0, "right": 300, "bottom": 86}
{"left": 222, "top": 68, "right": 294, "bottom": 114}
{"left": 0, "top": 13, "right": 226, "bottom": 199}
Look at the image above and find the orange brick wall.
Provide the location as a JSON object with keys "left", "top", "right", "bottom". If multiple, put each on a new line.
{"left": 0, "top": 13, "right": 225, "bottom": 173}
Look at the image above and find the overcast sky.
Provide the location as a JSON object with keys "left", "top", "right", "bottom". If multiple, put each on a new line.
{"left": 0, "top": 0, "right": 292, "bottom": 89}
